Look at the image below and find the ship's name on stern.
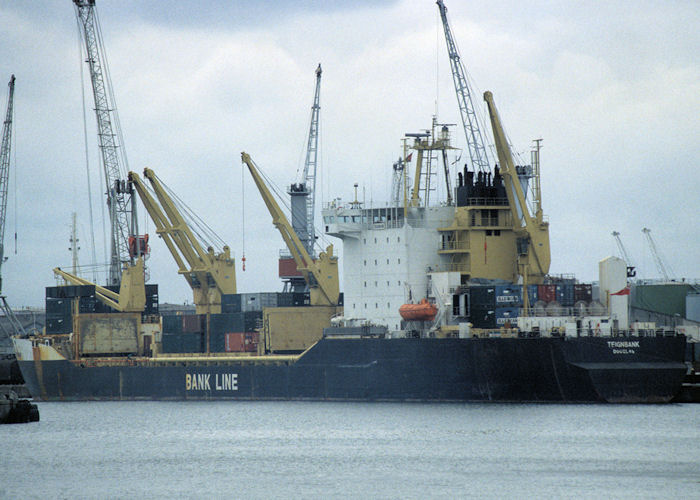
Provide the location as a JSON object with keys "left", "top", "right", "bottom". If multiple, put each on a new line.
{"left": 186, "top": 373, "right": 238, "bottom": 391}
{"left": 607, "top": 340, "right": 639, "bottom": 354}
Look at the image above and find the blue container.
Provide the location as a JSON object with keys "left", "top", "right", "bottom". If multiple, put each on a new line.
{"left": 277, "top": 292, "right": 294, "bottom": 307}
{"left": 469, "top": 286, "right": 496, "bottom": 308}
{"left": 495, "top": 307, "right": 520, "bottom": 326}
{"left": 556, "top": 284, "right": 575, "bottom": 307}
{"left": 495, "top": 285, "right": 522, "bottom": 306}
{"left": 46, "top": 317, "right": 71, "bottom": 334}
{"left": 161, "top": 333, "right": 182, "bottom": 353}
{"left": 162, "top": 315, "right": 183, "bottom": 334}
{"left": 469, "top": 306, "right": 496, "bottom": 328}
{"left": 525, "top": 285, "right": 539, "bottom": 304}
{"left": 221, "top": 294, "right": 242, "bottom": 313}
{"left": 181, "top": 332, "right": 204, "bottom": 353}
{"left": 209, "top": 331, "right": 226, "bottom": 353}
{"left": 210, "top": 313, "right": 245, "bottom": 334}
{"left": 46, "top": 298, "right": 71, "bottom": 317}
{"left": 244, "top": 311, "right": 262, "bottom": 332}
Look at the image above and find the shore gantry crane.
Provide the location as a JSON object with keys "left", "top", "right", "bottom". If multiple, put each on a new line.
{"left": 242, "top": 152, "right": 339, "bottom": 307}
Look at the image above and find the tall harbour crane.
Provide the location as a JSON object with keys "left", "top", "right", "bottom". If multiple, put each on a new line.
{"left": 282, "top": 64, "right": 322, "bottom": 292}
{"left": 642, "top": 228, "right": 673, "bottom": 281}
{"left": 74, "top": 0, "right": 139, "bottom": 286}
{"left": 612, "top": 231, "right": 636, "bottom": 278}
{"left": 437, "top": 0, "right": 491, "bottom": 174}
{"left": 291, "top": 64, "right": 322, "bottom": 255}
{"left": 0, "top": 75, "right": 26, "bottom": 335}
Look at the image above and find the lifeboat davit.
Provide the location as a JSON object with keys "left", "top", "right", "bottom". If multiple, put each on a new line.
{"left": 399, "top": 298, "right": 438, "bottom": 321}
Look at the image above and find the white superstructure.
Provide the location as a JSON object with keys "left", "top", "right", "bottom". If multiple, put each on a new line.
{"left": 323, "top": 204, "right": 454, "bottom": 330}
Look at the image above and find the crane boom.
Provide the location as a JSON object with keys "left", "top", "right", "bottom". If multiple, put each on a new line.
{"left": 241, "top": 152, "right": 339, "bottom": 307}
{"left": 0, "top": 75, "right": 15, "bottom": 287}
{"left": 302, "top": 63, "right": 322, "bottom": 253}
{"left": 612, "top": 231, "right": 637, "bottom": 278}
{"left": 642, "top": 228, "right": 671, "bottom": 281}
{"left": 53, "top": 258, "right": 146, "bottom": 313}
{"left": 437, "top": 0, "right": 490, "bottom": 173}
{"left": 0, "top": 74, "right": 27, "bottom": 338}
{"left": 74, "top": 0, "right": 134, "bottom": 285}
{"left": 289, "top": 64, "right": 322, "bottom": 256}
{"left": 128, "top": 169, "right": 236, "bottom": 314}
{"left": 484, "top": 91, "right": 550, "bottom": 281}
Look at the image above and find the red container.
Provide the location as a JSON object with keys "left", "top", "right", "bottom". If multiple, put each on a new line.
{"left": 574, "top": 284, "right": 592, "bottom": 303}
{"left": 279, "top": 257, "right": 303, "bottom": 278}
{"left": 225, "top": 332, "right": 245, "bottom": 352}
{"left": 244, "top": 332, "right": 259, "bottom": 352}
{"left": 182, "top": 314, "right": 204, "bottom": 333}
{"left": 538, "top": 284, "right": 557, "bottom": 303}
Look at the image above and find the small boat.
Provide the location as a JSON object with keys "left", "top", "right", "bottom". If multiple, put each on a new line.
{"left": 399, "top": 298, "right": 438, "bottom": 321}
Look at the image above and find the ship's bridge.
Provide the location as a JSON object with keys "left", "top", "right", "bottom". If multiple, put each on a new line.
{"left": 322, "top": 203, "right": 406, "bottom": 239}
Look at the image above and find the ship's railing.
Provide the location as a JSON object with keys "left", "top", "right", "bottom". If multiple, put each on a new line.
{"left": 463, "top": 197, "right": 509, "bottom": 206}
{"left": 469, "top": 212, "right": 514, "bottom": 228}
{"left": 437, "top": 263, "right": 469, "bottom": 273}
{"left": 520, "top": 306, "right": 595, "bottom": 317}
{"left": 439, "top": 240, "right": 470, "bottom": 251}
{"left": 467, "top": 326, "right": 682, "bottom": 339}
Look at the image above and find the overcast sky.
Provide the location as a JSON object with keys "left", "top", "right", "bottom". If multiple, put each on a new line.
{"left": 1, "top": 0, "right": 698, "bottom": 308}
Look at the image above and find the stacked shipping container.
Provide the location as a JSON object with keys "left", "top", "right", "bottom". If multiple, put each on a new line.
{"left": 45, "top": 284, "right": 159, "bottom": 336}
{"left": 462, "top": 282, "right": 593, "bottom": 329}
{"left": 161, "top": 311, "right": 263, "bottom": 354}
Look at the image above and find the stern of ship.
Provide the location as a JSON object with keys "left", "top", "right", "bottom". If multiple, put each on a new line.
{"left": 561, "top": 336, "right": 687, "bottom": 403}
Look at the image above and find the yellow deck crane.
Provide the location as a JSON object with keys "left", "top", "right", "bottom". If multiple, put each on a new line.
{"left": 128, "top": 169, "right": 236, "bottom": 314}
{"left": 241, "top": 152, "right": 339, "bottom": 307}
{"left": 483, "top": 91, "right": 550, "bottom": 311}
{"left": 53, "top": 259, "right": 146, "bottom": 313}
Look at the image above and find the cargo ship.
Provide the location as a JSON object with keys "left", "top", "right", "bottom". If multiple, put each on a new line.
{"left": 12, "top": 102, "right": 691, "bottom": 403}
{"left": 11, "top": 0, "right": 694, "bottom": 403}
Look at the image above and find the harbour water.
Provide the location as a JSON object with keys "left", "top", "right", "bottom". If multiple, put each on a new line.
{"left": 2, "top": 402, "right": 698, "bottom": 499}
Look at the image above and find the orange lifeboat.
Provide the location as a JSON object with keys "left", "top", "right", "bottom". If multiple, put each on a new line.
{"left": 399, "top": 298, "right": 438, "bottom": 321}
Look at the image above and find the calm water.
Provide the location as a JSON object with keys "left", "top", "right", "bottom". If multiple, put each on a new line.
{"left": 1, "top": 402, "right": 699, "bottom": 499}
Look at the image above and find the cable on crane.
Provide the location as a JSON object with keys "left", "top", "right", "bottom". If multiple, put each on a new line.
{"left": 241, "top": 158, "right": 245, "bottom": 272}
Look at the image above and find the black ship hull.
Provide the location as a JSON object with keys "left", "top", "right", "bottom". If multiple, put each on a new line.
{"left": 17, "top": 336, "right": 687, "bottom": 403}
